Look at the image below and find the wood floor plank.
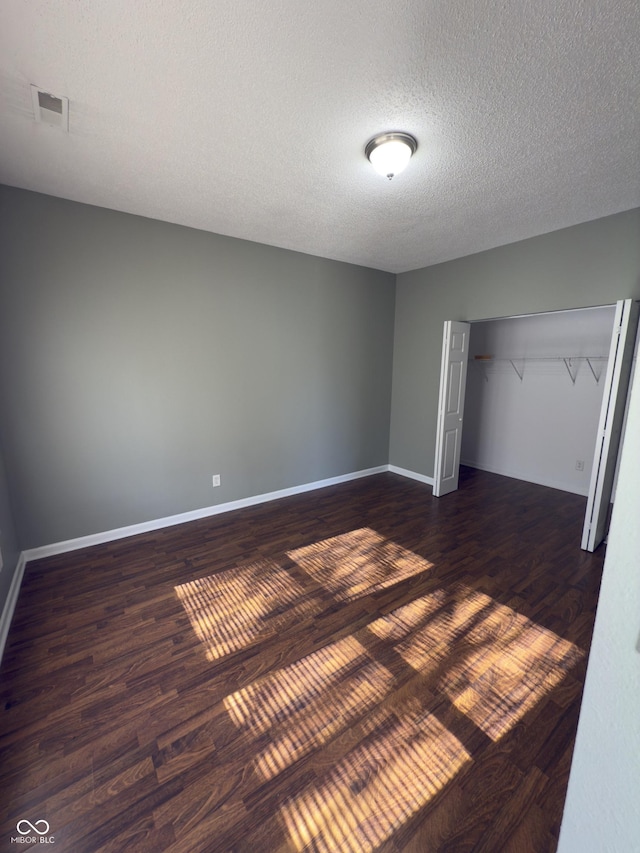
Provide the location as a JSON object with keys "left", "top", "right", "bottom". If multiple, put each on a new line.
{"left": 0, "top": 468, "right": 605, "bottom": 851}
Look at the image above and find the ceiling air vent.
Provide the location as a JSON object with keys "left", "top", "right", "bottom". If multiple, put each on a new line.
{"left": 30, "top": 85, "right": 69, "bottom": 131}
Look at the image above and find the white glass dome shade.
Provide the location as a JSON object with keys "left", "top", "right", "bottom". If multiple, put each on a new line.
{"left": 365, "top": 132, "right": 418, "bottom": 179}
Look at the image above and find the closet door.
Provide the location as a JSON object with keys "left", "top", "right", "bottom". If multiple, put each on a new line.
{"left": 581, "top": 299, "right": 639, "bottom": 551}
{"left": 433, "top": 321, "right": 470, "bottom": 496}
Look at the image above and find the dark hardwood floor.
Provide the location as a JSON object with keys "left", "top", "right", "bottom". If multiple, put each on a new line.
{"left": 0, "top": 468, "right": 605, "bottom": 852}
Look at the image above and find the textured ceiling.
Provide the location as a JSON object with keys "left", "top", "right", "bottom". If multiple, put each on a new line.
{"left": 0, "top": 0, "right": 638, "bottom": 273}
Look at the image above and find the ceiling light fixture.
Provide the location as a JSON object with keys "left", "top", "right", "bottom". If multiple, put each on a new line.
{"left": 365, "top": 132, "right": 417, "bottom": 180}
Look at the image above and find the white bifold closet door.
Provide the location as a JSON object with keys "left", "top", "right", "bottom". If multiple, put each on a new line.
{"left": 433, "top": 321, "right": 470, "bottom": 497}
{"left": 581, "top": 299, "right": 639, "bottom": 552}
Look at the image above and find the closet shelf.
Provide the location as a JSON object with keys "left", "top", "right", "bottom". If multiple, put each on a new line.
{"left": 472, "top": 355, "right": 608, "bottom": 384}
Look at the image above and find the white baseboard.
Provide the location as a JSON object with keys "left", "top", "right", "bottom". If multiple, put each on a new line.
{"left": 22, "top": 465, "right": 391, "bottom": 563}
{"left": 1, "top": 464, "right": 436, "bottom": 661}
{"left": 388, "top": 465, "right": 434, "bottom": 486}
{"left": 460, "top": 459, "right": 587, "bottom": 496}
{"left": 0, "top": 552, "right": 27, "bottom": 664}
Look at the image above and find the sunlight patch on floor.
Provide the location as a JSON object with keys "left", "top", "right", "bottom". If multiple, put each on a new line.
{"left": 225, "top": 634, "right": 371, "bottom": 733}
{"left": 176, "top": 528, "right": 434, "bottom": 662}
{"left": 367, "top": 589, "right": 449, "bottom": 643}
{"left": 183, "top": 533, "right": 583, "bottom": 851}
{"left": 371, "top": 584, "right": 583, "bottom": 741}
{"left": 174, "top": 560, "right": 323, "bottom": 660}
{"left": 287, "top": 527, "right": 433, "bottom": 601}
{"left": 440, "top": 602, "right": 583, "bottom": 740}
{"left": 280, "top": 701, "right": 470, "bottom": 853}
{"left": 368, "top": 583, "right": 495, "bottom": 677}
{"left": 225, "top": 634, "right": 396, "bottom": 781}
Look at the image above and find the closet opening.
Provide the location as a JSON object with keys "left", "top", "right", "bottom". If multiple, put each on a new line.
{"left": 433, "top": 300, "right": 639, "bottom": 551}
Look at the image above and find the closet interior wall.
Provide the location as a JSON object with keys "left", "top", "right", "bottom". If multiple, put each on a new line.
{"left": 460, "top": 306, "right": 616, "bottom": 496}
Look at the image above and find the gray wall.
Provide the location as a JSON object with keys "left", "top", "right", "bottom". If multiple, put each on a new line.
{"left": 0, "top": 445, "right": 20, "bottom": 615}
{"left": 0, "top": 186, "right": 395, "bottom": 549}
{"left": 390, "top": 209, "right": 640, "bottom": 477}
{"left": 1, "top": 184, "right": 638, "bottom": 552}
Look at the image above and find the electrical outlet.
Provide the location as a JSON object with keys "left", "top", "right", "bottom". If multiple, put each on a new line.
{"left": 575, "top": 460, "right": 585, "bottom": 471}
{"left": 212, "top": 474, "right": 221, "bottom": 487}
